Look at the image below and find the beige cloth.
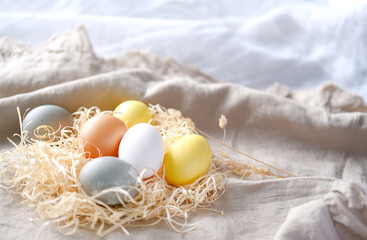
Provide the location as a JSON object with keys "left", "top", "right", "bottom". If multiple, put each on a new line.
{"left": 1, "top": 26, "right": 367, "bottom": 240}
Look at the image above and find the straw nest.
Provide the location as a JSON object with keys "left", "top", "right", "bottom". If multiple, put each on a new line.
{"left": 0, "top": 104, "right": 281, "bottom": 237}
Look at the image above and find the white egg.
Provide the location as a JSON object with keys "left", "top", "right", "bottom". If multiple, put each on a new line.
{"left": 118, "top": 123, "right": 165, "bottom": 179}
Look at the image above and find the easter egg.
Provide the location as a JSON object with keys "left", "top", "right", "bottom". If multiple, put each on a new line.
{"left": 23, "top": 104, "right": 72, "bottom": 140}
{"left": 80, "top": 114, "right": 127, "bottom": 159}
{"left": 113, "top": 100, "right": 153, "bottom": 128}
{"left": 79, "top": 156, "right": 138, "bottom": 206}
{"left": 118, "top": 123, "right": 164, "bottom": 179}
{"left": 164, "top": 134, "right": 211, "bottom": 186}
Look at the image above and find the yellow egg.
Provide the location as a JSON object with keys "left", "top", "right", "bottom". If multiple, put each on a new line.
{"left": 164, "top": 134, "right": 212, "bottom": 186}
{"left": 113, "top": 100, "right": 153, "bottom": 128}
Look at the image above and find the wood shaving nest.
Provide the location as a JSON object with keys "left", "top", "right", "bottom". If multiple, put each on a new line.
{"left": 0, "top": 104, "right": 276, "bottom": 237}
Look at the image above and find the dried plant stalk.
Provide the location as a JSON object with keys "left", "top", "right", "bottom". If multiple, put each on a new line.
{"left": 0, "top": 104, "right": 278, "bottom": 238}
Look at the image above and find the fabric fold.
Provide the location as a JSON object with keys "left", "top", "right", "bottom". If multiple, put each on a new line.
{"left": 275, "top": 183, "right": 367, "bottom": 240}
{"left": 1, "top": 26, "right": 366, "bottom": 240}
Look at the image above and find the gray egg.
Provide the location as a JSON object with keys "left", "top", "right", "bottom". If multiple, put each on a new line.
{"left": 79, "top": 156, "right": 138, "bottom": 206}
{"left": 23, "top": 105, "right": 72, "bottom": 140}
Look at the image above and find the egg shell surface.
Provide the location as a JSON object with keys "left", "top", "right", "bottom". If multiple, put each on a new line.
{"left": 113, "top": 100, "right": 153, "bottom": 128}
{"left": 80, "top": 114, "right": 127, "bottom": 159}
{"left": 118, "top": 123, "right": 164, "bottom": 179}
{"left": 79, "top": 156, "right": 138, "bottom": 206}
{"left": 23, "top": 104, "right": 72, "bottom": 140}
{"left": 164, "top": 134, "right": 212, "bottom": 186}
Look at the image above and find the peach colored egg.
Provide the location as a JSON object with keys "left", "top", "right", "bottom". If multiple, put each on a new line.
{"left": 80, "top": 114, "right": 127, "bottom": 159}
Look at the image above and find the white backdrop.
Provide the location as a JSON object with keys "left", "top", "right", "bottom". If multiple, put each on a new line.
{"left": 1, "top": 2, "right": 367, "bottom": 239}
{"left": 1, "top": 0, "right": 367, "bottom": 98}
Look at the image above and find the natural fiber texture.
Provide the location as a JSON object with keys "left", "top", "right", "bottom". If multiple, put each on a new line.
{"left": 2, "top": 27, "right": 367, "bottom": 240}
{"left": 0, "top": 105, "right": 276, "bottom": 237}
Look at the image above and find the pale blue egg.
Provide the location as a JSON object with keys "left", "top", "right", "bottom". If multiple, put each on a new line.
{"left": 22, "top": 105, "right": 72, "bottom": 140}
{"left": 79, "top": 156, "right": 138, "bottom": 206}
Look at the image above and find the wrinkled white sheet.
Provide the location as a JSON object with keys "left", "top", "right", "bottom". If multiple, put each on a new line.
{"left": 1, "top": 26, "right": 367, "bottom": 240}
{"left": 1, "top": 0, "right": 367, "bottom": 98}
{"left": 2, "top": 1, "right": 367, "bottom": 239}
